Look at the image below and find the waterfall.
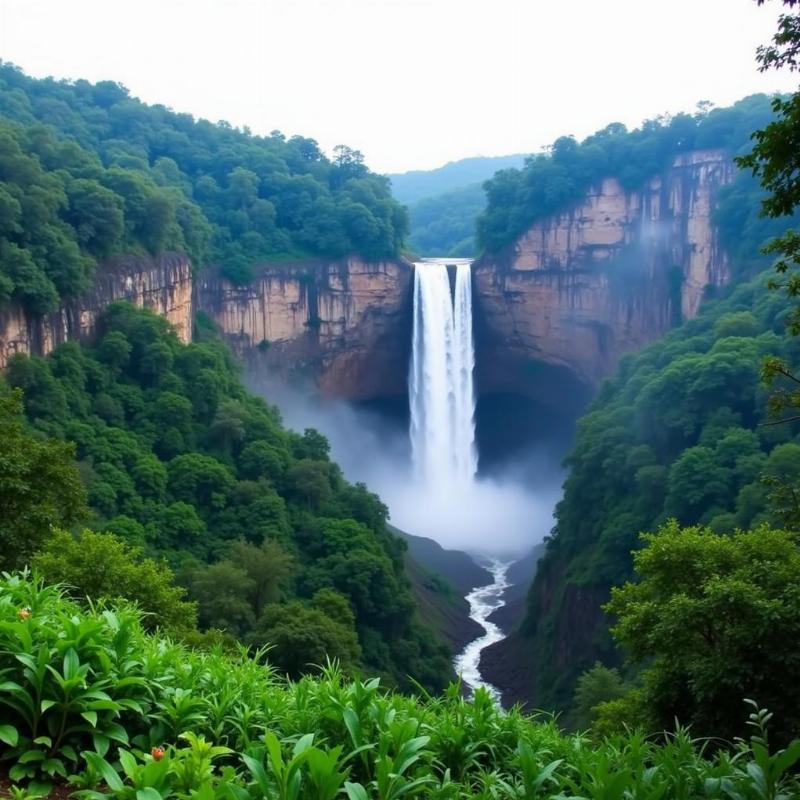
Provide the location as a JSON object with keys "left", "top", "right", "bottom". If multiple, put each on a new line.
{"left": 409, "top": 259, "right": 478, "bottom": 486}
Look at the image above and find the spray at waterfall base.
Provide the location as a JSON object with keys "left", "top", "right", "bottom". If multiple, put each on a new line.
{"left": 254, "top": 259, "right": 562, "bottom": 558}
{"left": 402, "top": 260, "right": 554, "bottom": 557}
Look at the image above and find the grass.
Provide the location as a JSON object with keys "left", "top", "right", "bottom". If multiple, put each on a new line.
{"left": 1, "top": 572, "right": 799, "bottom": 799}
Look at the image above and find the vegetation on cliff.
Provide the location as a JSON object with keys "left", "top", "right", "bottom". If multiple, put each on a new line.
{"left": 0, "top": 61, "right": 408, "bottom": 303}
{"left": 477, "top": 94, "right": 782, "bottom": 255}
{"left": 511, "top": 268, "right": 800, "bottom": 711}
{"left": 2, "top": 573, "right": 799, "bottom": 799}
{"left": 1, "top": 303, "right": 451, "bottom": 691}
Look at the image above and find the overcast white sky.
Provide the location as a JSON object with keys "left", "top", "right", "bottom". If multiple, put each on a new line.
{"left": 0, "top": 0, "right": 796, "bottom": 173}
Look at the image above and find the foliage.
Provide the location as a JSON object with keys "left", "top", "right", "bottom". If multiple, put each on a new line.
{"left": 31, "top": 528, "right": 197, "bottom": 634}
{"left": 606, "top": 520, "right": 800, "bottom": 746}
{"left": 388, "top": 154, "right": 526, "bottom": 206}
{"left": 518, "top": 269, "right": 800, "bottom": 711}
{"left": 3, "top": 302, "right": 450, "bottom": 691}
{"left": 0, "top": 118, "right": 205, "bottom": 313}
{"left": 478, "top": 94, "right": 781, "bottom": 253}
{"left": 570, "top": 662, "right": 627, "bottom": 731}
{"left": 0, "top": 388, "right": 86, "bottom": 570}
{"left": 2, "top": 574, "right": 800, "bottom": 799}
{"left": 0, "top": 62, "right": 408, "bottom": 291}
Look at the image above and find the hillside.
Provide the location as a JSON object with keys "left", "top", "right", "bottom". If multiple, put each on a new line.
{"left": 3, "top": 574, "right": 796, "bottom": 799}
{"left": 388, "top": 154, "right": 526, "bottom": 206}
{"left": 405, "top": 183, "right": 484, "bottom": 257}
{"left": 2, "top": 302, "right": 453, "bottom": 692}
{"left": 477, "top": 95, "right": 781, "bottom": 255}
{"left": 483, "top": 266, "right": 800, "bottom": 710}
{"left": 0, "top": 61, "right": 408, "bottom": 297}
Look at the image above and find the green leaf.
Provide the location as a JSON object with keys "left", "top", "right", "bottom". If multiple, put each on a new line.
{"left": 136, "top": 788, "right": 164, "bottom": 800}
{"left": 84, "top": 751, "right": 124, "bottom": 792}
{"left": 344, "top": 782, "right": 369, "bottom": 800}
{"left": 93, "top": 733, "right": 110, "bottom": 757}
{"left": 0, "top": 724, "right": 18, "bottom": 746}
{"left": 242, "top": 753, "right": 270, "bottom": 797}
{"left": 81, "top": 711, "right": 98, "bottom": 727}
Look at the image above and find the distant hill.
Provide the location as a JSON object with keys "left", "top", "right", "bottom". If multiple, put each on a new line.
{"left": 388, "top": 154, "right": 528, "bottom": 206}
{"left": 389, "top": 154, "right": 528, "bottom": 257}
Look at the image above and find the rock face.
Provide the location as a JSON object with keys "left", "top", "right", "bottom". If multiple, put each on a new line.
{"left": 195, "top": 256, "right": 414, "bottom": 400}
{"left": 473, "top": 149, "right": 734, "bottom": 400}
{"left": 0, "top": 253, "right": 193, "bottom": 369}
{"left": 0, "top": 150, "right": 735, "bottom": 407}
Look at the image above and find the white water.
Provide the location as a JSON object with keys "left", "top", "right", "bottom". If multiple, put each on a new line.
{"left": 409, "top": 259, "right": 477, "bottom": 484}
{"left": 408, "top": 258, "right": 512, "bottom": 699}
{"left": 453, "top": 560, "right": 511, "bottom": 700}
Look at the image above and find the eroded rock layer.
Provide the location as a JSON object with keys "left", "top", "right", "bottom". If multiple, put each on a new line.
{"left": 0, "top": 253, "right": 193, "bottom": 369}
{"left": 195, "top": 256, "right": 414, "bottom": 400}
{"left": 474, "top": 149, "right": 734, "bottom": 397}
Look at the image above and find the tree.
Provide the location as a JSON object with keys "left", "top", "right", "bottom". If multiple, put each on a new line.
{"left": 32, "top": 528, "right": 197, "bottom": 633}
{"left": 606, "top": 520, "right": 800, "bottom": 745}
{"left": 255, "top": 599, "right": 361, "bottom": 678}
{"left": 571, "top": 662, "right": 627, "bottom": 730}
{"left": 228, "top": 538, "right": 294, "bottom": 616}
{"left": 0, "top": 389, "right": 86, "bottom": 569}
{"left": 738, "top": 1, "right": 800, "bottom": 331}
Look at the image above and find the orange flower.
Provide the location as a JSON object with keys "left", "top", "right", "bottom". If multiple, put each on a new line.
{"left": 151, "top": 746, "right": 165, "bottom": 761}
{"left": 18, "top": 608, "right": 31, "bottom": 620}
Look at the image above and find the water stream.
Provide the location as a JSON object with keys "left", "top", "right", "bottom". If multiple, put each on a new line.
{"left": 408, "top": 259, "right": 512, "bottom": 698}
{"left": 453, "top": 560, "right": 511, "bottom": 700}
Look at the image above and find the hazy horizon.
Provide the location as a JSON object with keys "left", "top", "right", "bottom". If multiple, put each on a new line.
{"left": 1, "top": 0, "right": 796, "bottom": 174}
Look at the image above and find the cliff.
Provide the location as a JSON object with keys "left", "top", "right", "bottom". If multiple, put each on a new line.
{"left": 195, "top": 256, "right": 414, "bottom": 400}
{"left": 473, "top": 149, "right": 734, "bottom": 401}
{"left": 475, "top": 149, "right": 738, "bottom": 710}
{"left": 0, "top": 253, "right": 193, "bottom": 369}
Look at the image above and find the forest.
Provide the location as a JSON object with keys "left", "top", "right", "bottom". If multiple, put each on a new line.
{"left": 3, "top": 0, "right": 800, "bottom": 797}
{"left": 1, "top": 302, "right": 452, "bottom": 693}
{"left": 0, "top": 61, "right": 408, "bottom": 310}
{"left": 477, "top": 94, "right": 783, "bottom": 254}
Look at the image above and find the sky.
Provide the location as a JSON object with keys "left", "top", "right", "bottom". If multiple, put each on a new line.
{"left": 0, "top": 0, "right": 796, "bottom": 174}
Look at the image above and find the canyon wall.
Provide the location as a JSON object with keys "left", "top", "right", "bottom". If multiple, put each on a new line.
{"left": 0, "top": 150, "right": 734, "bottom": 405}
{"left": 195, "top": 256, "right": 414, "bottom": 400}
{"left": 0, "top": 253, "right": 193, "bottom": 370}
{"left": 474, "top": 149, "right": 734, "bottom": 399}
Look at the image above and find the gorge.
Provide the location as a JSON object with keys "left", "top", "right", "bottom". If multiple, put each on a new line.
{"left": 0, "top": 142, "right": 746, "bottom": 706}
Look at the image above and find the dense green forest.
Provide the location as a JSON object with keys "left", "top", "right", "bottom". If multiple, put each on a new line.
{"left": 477, "top": 95, "right": 781, "bottom": 254}
{"left": 2, "top": 574, "right": 798, "bottom": 799}
{"left": 513, "top": 267, "right": 800, "bottom": 714}
{"left": 0, "top": 62, "right": 408, "bottom": 308}
{"left": 398, "top": 97, "right": 787, "bottom": 259}
{"left": 1, "top": 303, "right": 452, "bottom": 692}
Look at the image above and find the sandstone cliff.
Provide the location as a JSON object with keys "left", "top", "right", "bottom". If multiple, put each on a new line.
{"left": 195, "top": 256, "right": 414, "bottom": 400}
{"left": 474, "top": 149, "right": 734, "bottom": 398}
{"left": 0, "top": 253, "right": 193, "bottom": 369}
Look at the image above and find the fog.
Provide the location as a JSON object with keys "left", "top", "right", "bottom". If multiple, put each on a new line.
{"left": 250, "top": 378, "right": 564, "bottom": 558}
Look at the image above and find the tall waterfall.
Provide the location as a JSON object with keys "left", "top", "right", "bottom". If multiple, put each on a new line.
{"left": 409, "top": 259, "right": 478, "bottom": 485}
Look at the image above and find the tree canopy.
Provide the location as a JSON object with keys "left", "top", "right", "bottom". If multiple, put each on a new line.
{"left": 607, "top": 520, "right": 800, "bottom": 746}
{"left": 477, "top": 95, "right": 782, "bottom": 254}
{"left": 0, "top": 62, "right": 408, "bottom": 299}
{"left": 2, "top": 303, "right": 450, "bottom": 691}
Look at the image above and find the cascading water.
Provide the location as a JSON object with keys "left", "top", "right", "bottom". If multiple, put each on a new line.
{"left": 409, "top": 259, "right": 478, "bottom": 485}
{"left": 408, "top": 259, "right": 509, "bottom": 699}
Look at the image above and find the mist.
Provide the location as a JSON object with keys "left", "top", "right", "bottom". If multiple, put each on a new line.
{"left": 249, "top": 377, "right": 564, "bottom": 558}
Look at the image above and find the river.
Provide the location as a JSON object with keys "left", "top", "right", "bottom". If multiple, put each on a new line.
{"left": 453, "top": 559, "right": 512, "bottom": 701}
